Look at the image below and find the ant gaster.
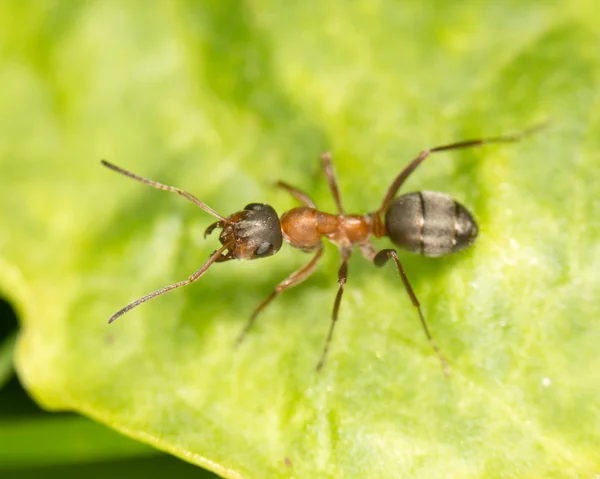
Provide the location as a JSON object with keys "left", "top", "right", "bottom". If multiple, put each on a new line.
{"left": 101, "top": 123, "right": 542, "bottom": 373}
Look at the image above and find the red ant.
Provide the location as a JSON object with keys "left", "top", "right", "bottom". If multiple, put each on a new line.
{"left": 101, "top": 123, "right": 542, "bottom": 373}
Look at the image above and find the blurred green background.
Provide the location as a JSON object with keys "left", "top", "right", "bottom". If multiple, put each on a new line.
{"left": 1, "top": 1, "right": 599, "bottom": 478}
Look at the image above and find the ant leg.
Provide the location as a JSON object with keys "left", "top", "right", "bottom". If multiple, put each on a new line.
{"left": 373, "top": 248, "right": 449, "bottom": 376}
{"left": 101, "top": 160, "right": 232, "bottom": 223}
{"left": 316, "top": 248, "right": 352, "bottom": 371}
{"left": 376, "top": 122, "right": 548, "bottom": 215}
{"left": 276, "top": 181, "right": 317, "bottom": 208}
{"left": 235, "top": 245, "right": 324, "bottom": 345}
{"left": 320, "top": 152, "right": 345, "bottom": 215}
{"left": 107, "top": 243, "right": 230, "bottom": 323}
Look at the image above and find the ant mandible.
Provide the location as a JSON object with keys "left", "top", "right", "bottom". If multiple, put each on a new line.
{"left": 101, "top": 123, "right": 542, "bottom": 373}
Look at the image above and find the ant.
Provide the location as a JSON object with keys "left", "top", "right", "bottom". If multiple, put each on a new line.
{"left": 101, "top": 123, "right": 543, "bottom": 373}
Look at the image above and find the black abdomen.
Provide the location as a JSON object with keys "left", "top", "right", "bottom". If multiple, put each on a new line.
{"left": 385, "top": 191, "right": 478, "bottom": 257}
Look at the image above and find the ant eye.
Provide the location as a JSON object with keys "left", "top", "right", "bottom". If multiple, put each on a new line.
{"left": 254, "top": 242, "right": 273, "bottom": 257}
{"left": 245, "top": 203, "right": 264, "bottom": 211}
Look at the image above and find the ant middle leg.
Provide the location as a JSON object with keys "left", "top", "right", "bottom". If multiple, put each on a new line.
{"left": 373, "top": 248, "right": 449, "bottom": 376}
{"left": 316, "top": 248, "right": 352, "bottom": 371}
{"left": 235, "top": 245, "right": 324, "bottom": 345}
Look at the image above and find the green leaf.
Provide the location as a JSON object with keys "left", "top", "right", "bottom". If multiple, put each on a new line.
{"left": 2, "top": 1, "right": 599, "bottom": 478}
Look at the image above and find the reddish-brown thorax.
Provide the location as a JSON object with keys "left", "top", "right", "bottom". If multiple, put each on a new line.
{"left": 280, "top": 207, "right": 377, "bottom": 251}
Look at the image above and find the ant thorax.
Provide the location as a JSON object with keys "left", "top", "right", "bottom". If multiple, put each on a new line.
{"left": 280, "top": 207, "right": 373, "bottom": 252}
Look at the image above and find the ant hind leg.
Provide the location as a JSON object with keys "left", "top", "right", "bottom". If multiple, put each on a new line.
{"left": 374, "top": 248, "right": 450, "bottom": 376}
{"left": 376, "top": 122, "right": 548, "bottom": 215}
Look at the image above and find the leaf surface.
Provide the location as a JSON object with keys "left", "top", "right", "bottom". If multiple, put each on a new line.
{"left": 1, "top": 2, "right": 599, "bottom": 478}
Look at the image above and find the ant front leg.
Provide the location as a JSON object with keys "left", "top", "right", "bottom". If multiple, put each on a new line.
{"left": 235, "top": 245, "right": 324, "bottom": 345}
{"left": 316, "top": 248, "right": 352, "bottom": 371}
{"left": 320, "top": 152, "right": 345, "bottom": 215}
{"left": 373, "top": 248, "right": 450, "bottom": 376}
{"left": 276, "top": 181, "right": 317, "bottom": 208}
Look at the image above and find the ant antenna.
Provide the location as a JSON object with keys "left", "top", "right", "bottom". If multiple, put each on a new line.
{"left": 101, "top": 160, "right": 233, "bottom": 223}
{"left": 107, "top": 243, "right": 229, "bottom": 323}
{"left": 101, "top": 160, "right": 240, "bottom": 323}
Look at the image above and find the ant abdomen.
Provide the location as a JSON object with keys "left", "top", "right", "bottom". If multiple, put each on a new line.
{"left": 385, "top": 191, "right": 478, "bottom": 257}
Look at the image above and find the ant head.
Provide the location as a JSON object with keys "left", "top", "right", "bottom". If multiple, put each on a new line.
{"left": 210, "top": 203, "right": 283, "bottom": 261}
{"left": 101, "top": 161, "right": 285, "bottom": 323}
